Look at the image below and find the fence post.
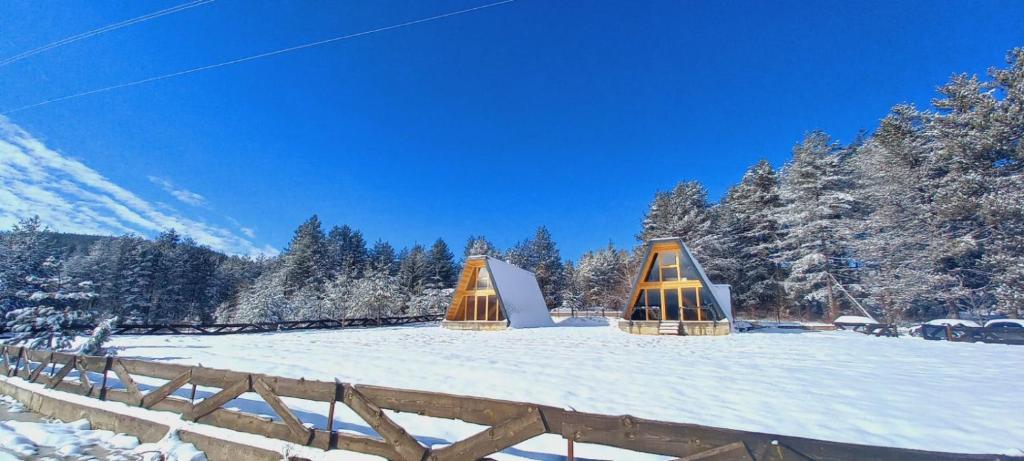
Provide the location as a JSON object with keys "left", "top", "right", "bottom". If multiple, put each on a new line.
{"left": 10, "top": 348, "right": 24, "bottom": 377}
{"left": 99, "top": 356, "right": 112, "bottom": 401}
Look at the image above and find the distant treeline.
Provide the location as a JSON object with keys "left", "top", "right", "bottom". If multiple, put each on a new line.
{"left": 2, "top": 48, "right": 1021, "bottom": 327}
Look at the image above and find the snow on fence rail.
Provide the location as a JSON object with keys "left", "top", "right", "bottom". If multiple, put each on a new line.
{"left": 0, "top": 345, "right": 1016, "bottom": 461}
{"left": 1, "top": 314, "right": 445, "bottom": 336}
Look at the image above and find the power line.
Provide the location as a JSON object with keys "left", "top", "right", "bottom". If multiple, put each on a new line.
{"left": 3, "top": 0, "right": 515, "bottom": 115}
{"left": 0, "top": 0, "right": 215, "bottom": 68}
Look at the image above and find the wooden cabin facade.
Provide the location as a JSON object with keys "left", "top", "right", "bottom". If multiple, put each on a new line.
{"left": 620, "top": 238, "right": 732, "bottom": 336}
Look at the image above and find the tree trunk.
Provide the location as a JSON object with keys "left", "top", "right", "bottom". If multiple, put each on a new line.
{"left": 947, "top": 299, "right": 960, "bottom": 319}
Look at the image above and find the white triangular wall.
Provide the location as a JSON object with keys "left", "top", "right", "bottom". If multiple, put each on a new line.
{"left": 486, "top": 257, "right": 555, "bottom": 328}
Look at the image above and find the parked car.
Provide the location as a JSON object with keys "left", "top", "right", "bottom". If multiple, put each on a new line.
{"left": 984, "top": 319, "right": 1024, "bottom": 329}
{"left": 910, "top": 318, "right": 981, "bottom": 338}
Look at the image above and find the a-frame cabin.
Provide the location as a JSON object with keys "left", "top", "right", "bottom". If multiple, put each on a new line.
{"left": 620, "top": 238, "right": 732, "bottom": 336}
{"left": 443, "top": 256, "right": 554, "bottom": 331}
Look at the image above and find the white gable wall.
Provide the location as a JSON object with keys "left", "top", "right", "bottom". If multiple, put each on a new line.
{"left": 486, "top": 257, "right": 555, "bottom": 328}
{"left": 710, "top": 284, "right": 733, "bottom": 322}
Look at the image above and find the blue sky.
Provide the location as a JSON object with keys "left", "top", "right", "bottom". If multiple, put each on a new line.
{"left": 1, "top": 0, "right": 1022, "bottom": 258}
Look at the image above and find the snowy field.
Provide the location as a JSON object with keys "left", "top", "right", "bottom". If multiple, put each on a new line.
{"left": 104, "top": 318, "right": 1024, "bottom": 460}
{"left": 0, "top": 395, "right": 205, "bottom": 461}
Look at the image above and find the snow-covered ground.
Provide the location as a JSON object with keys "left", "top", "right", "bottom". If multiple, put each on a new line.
{"left": 0, "top": 394, "right": 205, "bottom": 461}
{"left": 104, "top": 318, "right": 1023, "bottom": 460}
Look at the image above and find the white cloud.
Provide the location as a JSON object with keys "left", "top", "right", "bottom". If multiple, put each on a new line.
{"left": 147, "top": 175, "right": 207, "bottom": 207}
{"left": 0, "top": 116, "right": 278, "bottom": 257}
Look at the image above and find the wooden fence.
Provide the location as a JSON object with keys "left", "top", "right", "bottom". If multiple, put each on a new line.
{"left": 1, "top": 314, "right": 445, "bottom": 336}
{"left": 0, "top": 345, "right": 1015, "bottom": 461}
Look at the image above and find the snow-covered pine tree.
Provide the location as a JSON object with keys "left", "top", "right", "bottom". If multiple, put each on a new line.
{"left": 849, "top": 107, "right": 938, "bottom": 321}
{"left": 369, "top": 240, "right": 398, "bottom": 275}
{"left": 4, "top": 257, "right": 96, "bottom": 350}
{"left": 408, "top": 275, "right": 453, "bottom": 316}
{"left": 638, "top": 181, "right": 716, "bottom": 258}
{"left": 79, "top": 316, "right": 118, "bottom": 356}
{"left": 321, "top": 273, "right": 356, "bottom": 319}
{"left": 505, "top": 227, "right": 565, "bottom": 308}
{"left": 280, "top": 215, "right": 329, "bottom": 299}
{"left": 981, "top": 173, "right": 1023, "bottom": 319}
{"left": 921, "top": 69, "right": 1006, "bottom": 318}
{"left": 326, "top": 225, "right": 369, "bottom": 279}
{"left": 0, "top": 216, "right": 54, "bottom": 316}
{"left": 777, "top": 131, "right": 856, "bottom": 321}
{"left": 151, "top": 230, "right": 187, "bottom": 322}
{"left": 64, "top": 237, "right": 119, "bottom": 316}
{"left": 463, "top": 235, "right": 500, "bottom": 258}
{"left": 559, "top": 261, "right": 585, "bottom": 315}
{"left": 352, "top": 266, "right": 405, "bottom": 321}
{"left": 397, "top": 244, "right": 430, "bottom": 295}
{"left": 529, "top": 226, "right": 565, "bottom": 309}
{"left": 116, "top": 236, "right": 157, "bottom": 322}
{"left": 232, "top": 269, "right": 289, "bottom": 323}
{"left": 719, "top": 160, "right": 787, "bottom": 318}
{"left": 426, "top": 238, "right": 457, "bottom": 288}
{"left": 577, "top": 244, "right": 631, "bottom": 311}
{"left": 981, "top": 48, "right": 1024, "bottom": 319}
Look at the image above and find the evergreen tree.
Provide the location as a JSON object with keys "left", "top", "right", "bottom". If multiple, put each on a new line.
{"left": 117, "top": 236, "right": 157, "bottom": 322}
{"left": 4, "top": 256, "right": 95, "bottom": 350}
{"left": 777, "top": 131, "right": 856, "bottom": 321}
{"left": 397, "top": 244, "right": 430, "bottom": 294}
{"left": 409, "top": 275, "right": 454, "bottom": 316}
{"left": 426, "top": 238, "right": 457, "bottom": 288}
{"left": 0, "top": 216, "right": 54, "bottom": 315}
{"left": 850, "top": 107, "right": 938, "bottom": 321}
{"left": 981, "top": 48, "right": 1024, "bottom": 318}
{"left": 233, "top": 269, "right": 289, "bottom": 323}
{"left": 369, "top": 240, "right": 398, "bottom": 275}
{"left": 559, "top": 261, "right": 585, "bottom": 314}
{"left": 719, "top": 160, "right": 787, "bottom": 318}
{"left": 463, "top": 235, "right": 500, "bottom": 258}
{"left": 638, "top": 181, "right": 716, "bottom": 258}
{"left": 80, "top": 316, "right": 118, "bottom": 356}
{"left": 577, "top": 244, "right": 631, "bottom": 310}
{"left": 529, "top": 226, "right": 564, "bottom": 308}
{"left": 352, "top": 267, "right": 405, "bottom": 321}
{"left": 282, "top": 215, "right": 328, "bottom": 296}
{"left": 326, "top": 225, "right": 369, "bottom": 278}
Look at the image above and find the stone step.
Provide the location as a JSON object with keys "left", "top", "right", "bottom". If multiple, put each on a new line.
{"left": 658, "top": 322, "right": 680, "bottom": 335}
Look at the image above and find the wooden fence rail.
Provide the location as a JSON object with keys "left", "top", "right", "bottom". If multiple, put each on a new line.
{"left": 0, "top": 345, "right": 1017, "bottom": 461}
{"left": 0, "top": 314, "right": 445, "bottom": 336}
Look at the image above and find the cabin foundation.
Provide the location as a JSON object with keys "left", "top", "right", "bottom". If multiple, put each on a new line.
{"left": 441, "top": 320, "right": 508, "bottom": 331}
{"left": 618, "top": 320, "right": 731, "bottom": 336}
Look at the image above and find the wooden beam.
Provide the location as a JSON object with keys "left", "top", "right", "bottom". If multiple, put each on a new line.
{"left": 187, "top": 375, "right": 251, "bottom": 422}
{"left": 116, "top": 359, "right": 335, "bottom": 402}
{"left": 356, "top": 385, "right": 532, "bottom": 427}
{"left": 343, "top": 383, "right": 426, "bottom": 461}
{"left": 46, "top": 356, "right": 76, "bottom": 389}
{"left": 110, "top": 359, "right": 143, "bottom": 405}
{"left": 142, "top": 370, "right": 192, "bottom": 409}
{"left": 673, "top": 441, "right": 752, "bottom": 461}
{"left": 252, "top": 377, "right": 313, "bottom": 445}
{"left": 28, "top": 352, "right": 52, "bottom": 382}
{"left": 429, "top": 406, "right": 547, "bottom": 461}
{"left": 75, "top": 360, "right": 94, "bottom": 396}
